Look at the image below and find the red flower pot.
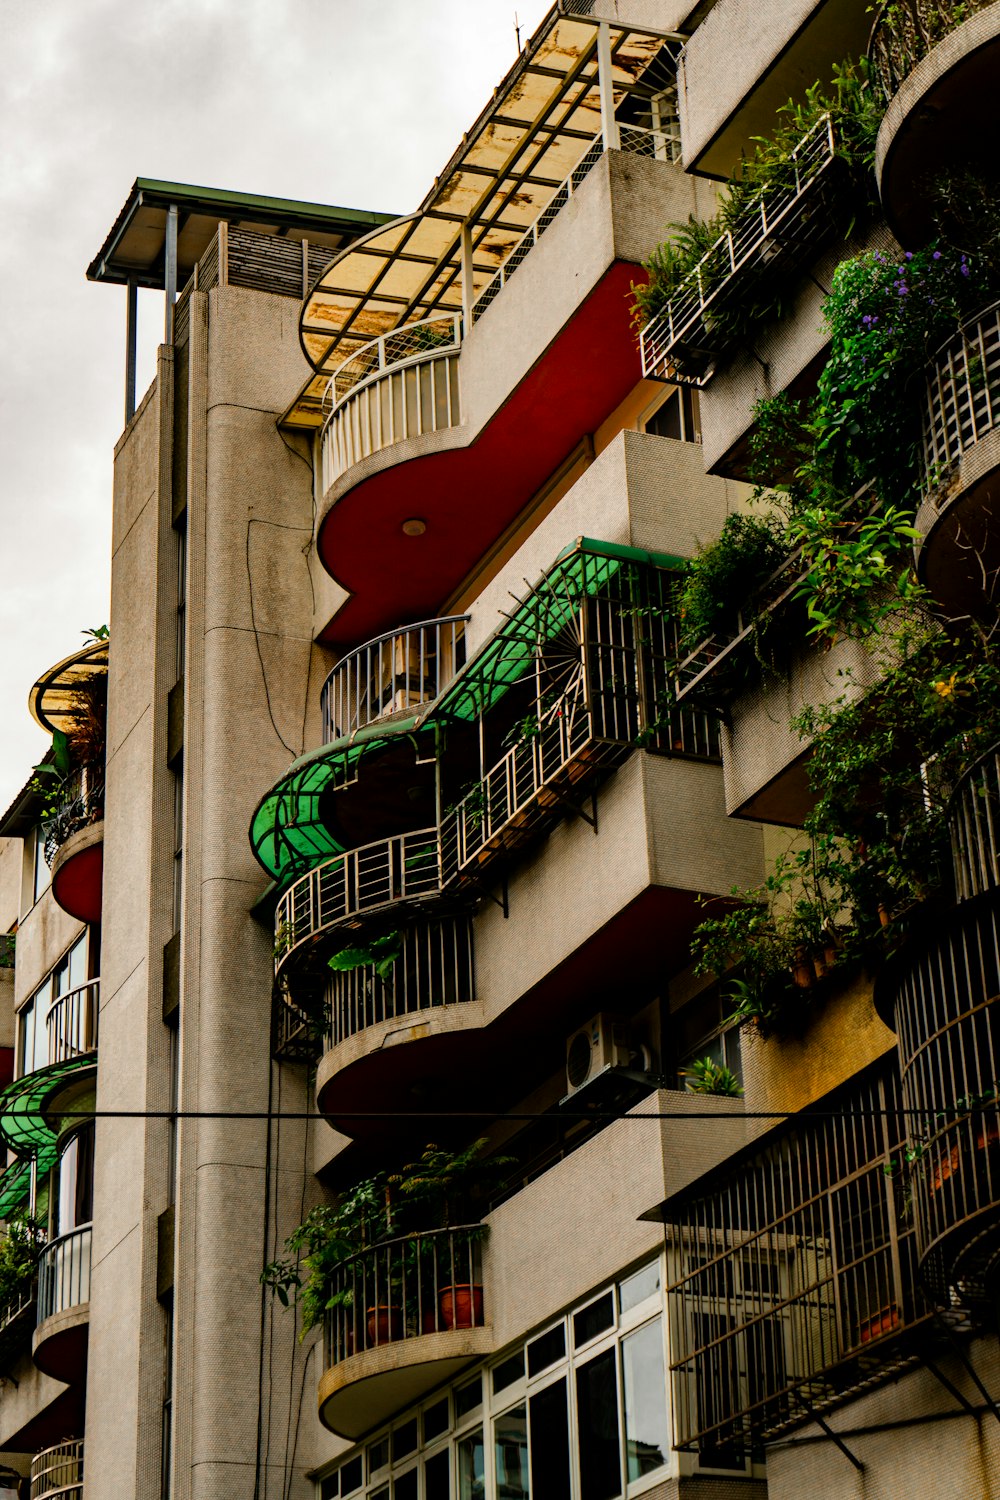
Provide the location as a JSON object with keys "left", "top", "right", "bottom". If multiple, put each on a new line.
{"left": 438, "top": 1284, "right": 484, "bottom": 1330}
{"left": 365, "top": 1305, "right": 402, "bottom": 1346}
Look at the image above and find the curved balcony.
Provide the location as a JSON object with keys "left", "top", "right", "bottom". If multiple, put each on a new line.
{"left": 319, "top": 315, "right": 463, "bottom": 495}
{"left": 915, "top": 301, "right": 1000, "bottom": 618}
{"left": 316, "top": 915, "right": 479, "bottom": 1132}
{"left": 33, "top": 1224, "right": 91, "bottom": 1381}
{"left": 318, "top": 1225, "right": 491, "bottom": 1438}
{"left": 45, "top": 980, "right": 99, "bottom": 1067}
{"left": 30, "top": 1441, "right": 83, "bottom": 1500}
{"left": 871, "top": 0, "right": 1000, "bottom": 244}
{"left": 949, "top": 742, "right": 1000, "bottom": 901}
{"left": 320, "top": 615, "right": 468, "bottom": 742}
{"left": 274, "top": 829, "right": 453, "bottom": 982}
{"left": 44, "top": 763, "right": 104, "bottom": 925}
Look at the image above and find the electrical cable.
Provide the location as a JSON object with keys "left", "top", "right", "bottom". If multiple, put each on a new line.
{"left": 252, "top": 1058, "right": 276, "bottom": 1500}
{"left": 30, "top": 1104, "right": 993, "bottom": 1123}
{"left": 245, "top": 518, "right": 312, "bottom": 759}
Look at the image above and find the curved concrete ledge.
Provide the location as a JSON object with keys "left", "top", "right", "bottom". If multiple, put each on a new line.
{"left": 50, "top": 820, "right": 104, "bottom": 925}
{"left": 876, "top": 6, "right": 1000, "bottom": 245}
{"left": 915, "top": 423, "right": 1000, "bottom": 618}
{"left": 319, "top": 1325, "right": 494, "bottom": 1438}
{"left": 316, "top": 1000, "right": 488, "bottom": 1131}
{"left": 32, "top": 1301, "right": 89, "bottom": 1383}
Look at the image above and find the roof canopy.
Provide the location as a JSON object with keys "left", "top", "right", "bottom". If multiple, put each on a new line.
{"left": 298, "top": 4, "right": 680, "bottom": 384}
{"left": 87, "top": 179, "right": 396, "bottom": 290}
{"left": 28, "top": 639, "right": 109, "bottom": 736}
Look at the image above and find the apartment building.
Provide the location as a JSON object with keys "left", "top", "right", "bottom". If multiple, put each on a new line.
{"left": 1, "top": 2, "right": 999, "bottom": 1498}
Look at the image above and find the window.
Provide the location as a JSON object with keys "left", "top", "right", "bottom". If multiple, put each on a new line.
{"left": 493, "top": 1405, "right": 528, "bottom": 1500}
{"left": 17, "top": 932, "right": 90, "bottom": 1078}
{"left": 642, "top": 387, "right": 701, "bottom": 445}
{"left": 670, "top": 984, "right": 742, "bottom": 1088}
{"left": 457, "top": 1429, "right": 484, "bottom": 1500}
{"left": 32, "top": 827, "right": 49, "bottom": 906}
{"left": 528, "top": 1379, "right": 570, "bottom": 1500}
{"left": 621, "top": 1320, "right": 669, "bottom": 1482}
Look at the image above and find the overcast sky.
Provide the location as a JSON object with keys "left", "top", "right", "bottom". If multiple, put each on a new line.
{"left": 0, "top": 0, "right": 551, "bottom": 812}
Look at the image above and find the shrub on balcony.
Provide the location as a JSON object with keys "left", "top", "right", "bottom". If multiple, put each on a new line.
{"left": 0, "top": 1213, "right": 43, "bottom": 1311}
{"left": 677, "top": 512, "right": 789, "bottom": 652}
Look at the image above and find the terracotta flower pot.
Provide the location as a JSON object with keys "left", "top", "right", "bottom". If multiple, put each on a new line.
{"left": 438, "top": 1284, "right": 484, "bottom": 1330}
{"left": 365, "top": 1304, "right": 402, "bottom": 1346}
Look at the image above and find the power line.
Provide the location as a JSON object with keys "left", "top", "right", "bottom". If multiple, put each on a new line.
{"left": 26, "top": 1105, "right": 1000, "bottom": 1123}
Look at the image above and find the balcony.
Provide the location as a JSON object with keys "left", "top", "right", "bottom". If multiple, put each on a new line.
{"left": 33, "top": 1225, "right": 91, "bottom": 1382}
{"left": 318, "top": 1225, "right": 491, "bottom": 1438}
{"left": 640, "top": 116, "right": 844, "bottom": 390}
{"left": 657, "top": 1058, "right": 928, "bottom": 1466}
{"left": 45, "top": 981, "right": 99, "bottom": 1068}
{"left": 871, "top": 0, "right": 1000, "bottom": 244}
{"left": 320, "top": 615, "right": 468, "bottom": 742}
{"left": 29, "top": 1441, "right": 83, "bottom": 1500}
{"left": 915, "top": 300, "right": 1000, "bottom": 619}
{"left": 0, "top": 1280, "right": 36, "bottom": 1373}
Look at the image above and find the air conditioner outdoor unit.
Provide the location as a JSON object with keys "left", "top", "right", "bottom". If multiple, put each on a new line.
{"left": 564, "top": 1012, "right": 636, "bottom": 1098}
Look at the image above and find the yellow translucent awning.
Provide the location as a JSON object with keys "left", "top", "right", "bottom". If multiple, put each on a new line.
{"left": 29, "top": 640, "right": 110, "bottom": 735}
{"left": 297, "top": 3, "right": 677, "bottom": 389}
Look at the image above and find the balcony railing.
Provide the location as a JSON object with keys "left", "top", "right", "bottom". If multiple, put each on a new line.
{"left": 949, "top": 742, "right": 1000, "bottom": 901}
{"left": 46, "top": 980, "right": 99, "bottom": 1066}
{"left": 30, "top": 1440, "right": 83, "bottom": 1500}
{"left": 321, "top": 616, "right": 469, "bottom": 742}
{"left": 921, "top": 300, "right": 1000, "bottom": 491}
{"left": 640, "top": 115, "right": 840, "bottom": 388}
{"left": 891, "top": 894, "right": 1000, "bottom": 1302}
{"left": 324, "top": 1226, "right": 485, "bottom": 1367}
{"left": 328, "top": 915, "right": 474, "bottom": 1049}
{"left": 664, "top": 1060, "right": 925, "bottom": 1464}
{"left": 318, "top": 316, "right": 462, "bottom": 493}
{"left": 42, "top": 762, "right": 104, "bottom": 867}
{"left": 36, "top": 1224, "right": 92, "bottom": 1324}
{"left": 274, "top": 830, "right": 445, "bottom": 976}
{"left": 869, "top": 0, "right": 994, "bottom": 104}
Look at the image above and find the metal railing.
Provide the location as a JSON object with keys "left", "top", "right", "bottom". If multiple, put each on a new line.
{"left": 321, "top": 616, "right": 469, "bottom": 742}
{"left": 891, "top": 897, "right": 1000, "bottom": 1302}
{"left": 274, "top": 830, "right": 444, "bottom": 976}
{"left": 30, "top": 1440, "right": 83, "bottom": 1500}
{"left": 36, "top": 1224, "right": 92, "bottom": 1325}
{"left": 324, "top": 1226, "right": 485, "bottom": 1368}
{"left": 46, "top": 979, "right": 99, "bottom": 1066}
{"left": 328, "top": 915, "right": 475, "bottom": 1048}
{"left": 640, "top": 115, "right": 839, "bottom": 387}
{"left": 949, "top": 742, "right": 1000, "bottom": 900}
{"left": 869, "top": 0, "right": 994, "bottom": 104}
{"left": 664, "top": 1060, "right": 924, "bottom": 1464}
{"left": 921, "top": 300, "right": 1000, "bottom": 495}
{"left": 42, "top": 762, "right": 104, "bottom": 867}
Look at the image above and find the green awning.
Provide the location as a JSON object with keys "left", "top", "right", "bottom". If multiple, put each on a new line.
{"left": 0, "top": 1056, "right": 96, "bottom": 1162}
{"left": 0, "top": 1159, "right": 33, "bottom": 1219}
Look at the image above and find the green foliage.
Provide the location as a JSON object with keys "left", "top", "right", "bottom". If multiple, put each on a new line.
{"left": 0, "top": 932, "right": 15, "bottom": 970}
{"left": 0, "top": 1213, "right": 43, "bottom": 1309}
{"left": 632, "top": 58, "right": 879, "bottom": 332}
{"left": 328, "top": 930, "right": 404, "bottom": 983}
{"left": 82, "top": 624, "right": 109, "bottom": 642}
{"left": 677, "top": 512, "right": 789, "bottom": 651}
{"left": 679, "top": 1057, "right": 744, "bottom": 1097}
{"left": 788, "top": 505, "right": 924, "bottom": 639}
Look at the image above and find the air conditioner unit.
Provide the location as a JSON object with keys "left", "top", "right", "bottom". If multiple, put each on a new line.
{"left": 565, "top": 1013, "right": 635, "bottom": 1098}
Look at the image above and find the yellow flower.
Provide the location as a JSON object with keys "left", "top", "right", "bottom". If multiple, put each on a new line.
{"left": 932, "top": 673, "right": 959, "bottom": 700}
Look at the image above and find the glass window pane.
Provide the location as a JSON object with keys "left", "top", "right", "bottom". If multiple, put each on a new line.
{"left": 527, "top": 1324, "right": 565, "bottom": 1376}
{"left": 424, "top": 1397, "right": 450, "bottom": 1443}
{"left": 529, "top": 1379, "right": 571, "bottom": 1500}
{"left": 573, "top": 1292, "right": 614, "bottom": 1348}
{"left": 492, "top": 1350, "right": 524, "bottom": 1395}
{"left": 457, "top": 1428, "right": 484, "bottom": 1500}
{"left": 339, "top": 1457, "right": 363, "bottom": 1495}
{"left": 67, "top": 936, "right": 88, "bottom": 989}
{"left": 494, "top": 1404, "right": 528, "bottom": 1500}
{"left": 425, "top": 1449, "right": 450, "bottom": 1500}
{"left": 619, "top": 1262, "right": 661, "bottom": 1316}
{"left": 621, "top": 1318, "right": 669, "bottom": 1482}
{"left": 394, "top": 1470, "right": 418, "bottom": 1500}
{"left": 393, "top": 1419, "right": 418, "bottom": 1462}
{"left": 455, "top": 1376, "right": 482, "bottom": 1421}
{"left": 369, "top": 1438, "right": 389, "bottom": 1477}
{"left": 576, "top": 1348, "right": 621, "bottom": 1500}
{"left": 320, "top": 1475, "right": 339, "bottom": 1500}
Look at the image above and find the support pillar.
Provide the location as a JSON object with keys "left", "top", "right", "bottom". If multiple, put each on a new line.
{"left": 597, "top": 22, "right": 620, "bottom": 151}
{"left": 165, "top": 203, "right": 179, "bottom": 343}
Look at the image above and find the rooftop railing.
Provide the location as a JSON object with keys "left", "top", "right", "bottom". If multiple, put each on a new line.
{"left": 46, "top": 979, "right": 99, "bottom": 1067}
{"left": 640, "top": 115, "right": 840, "bottom": 388}
{"left": 37, "top": 1223, "right": 91, "bottom": 1325}
{"left": 324, "top": 1225, "right": 485, "bottom": 1368}
{"left": 868, "top": 0, "right": 995, "bottom": 104}
{"left": 274, "top": 830, "right": 445, "bottom": 978}
{"left": 921, "top": 300, "right": 1000, "bottom": 491}
{"left": 664, "top": 1060, "right": 925, "bottom": 1465}
{"left": 321, "top": 616, "right": 469, "bottom": 742}
{"left": 30, "top": 1440, "right": 84, "bottom": 1500}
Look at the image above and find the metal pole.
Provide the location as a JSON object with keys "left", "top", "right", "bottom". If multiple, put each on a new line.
{"left": 125, "top": 277, "right": 138, "bottom": 424}
{"left": 460, "top": 223, "right": 474, "bottom": 331}
{"left": 597, "top": 22, "right": 620, "bottom": 151}
{"left": 165, "top": 203, "right": 179, "bottom": 342}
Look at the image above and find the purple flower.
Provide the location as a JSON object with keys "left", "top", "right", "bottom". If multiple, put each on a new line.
{"left": 961, "top": 265, "right": 970, "bottom": 278}
{"left": 933, "top": 251, "right": 942, "bottom": 261}
{"left": 905, "top": 251, "right": 913, "bottom": 261}
{"left": 898, "top": 286, "right": 908, "bottom": 295}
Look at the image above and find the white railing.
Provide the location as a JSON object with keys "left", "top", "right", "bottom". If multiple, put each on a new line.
{"left": 640, "top": 115, "right": 838, "bottom": 387}
{"left": 36, "top": 1224, "right": 92, "bottom": 1325}
{"left": 46, "top": 979, "right": 99, "bottom": 1066}
{"left": 30, "top": 1440, "right": 84, "bottom": 1500}
{"left": 318, "top": 121, "right": 682, "bottom": 491}
{"left": 320, "top": 616, "right": 468, "bottom": 742}
{"left": 274, "top": 830, "right": 443, "bottom": 976}
{"left": 921, "top": 300, "right": 1000, "bottom": 491}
